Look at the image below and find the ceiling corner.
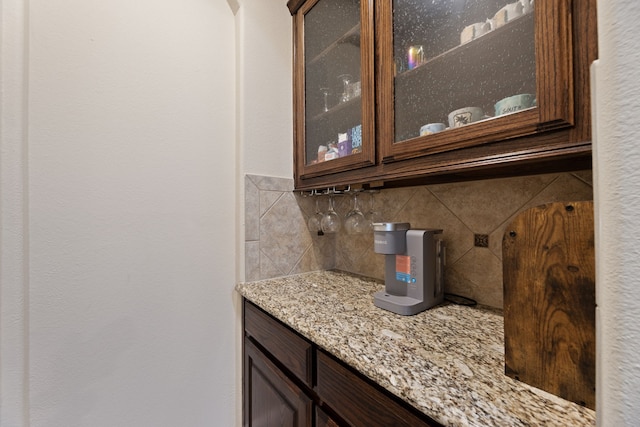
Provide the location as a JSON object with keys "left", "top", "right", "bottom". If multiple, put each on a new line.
{"left": 226, "top": 0, "right": 240, "bottom": 15}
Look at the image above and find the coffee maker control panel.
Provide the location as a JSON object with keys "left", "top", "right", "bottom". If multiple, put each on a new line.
{"left": 395, "top": 254, "right": 414, "bottom": 283}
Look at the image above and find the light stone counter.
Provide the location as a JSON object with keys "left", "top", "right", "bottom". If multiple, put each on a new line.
{"left": 236, "top": 270, "right": 595, "bottom": 427}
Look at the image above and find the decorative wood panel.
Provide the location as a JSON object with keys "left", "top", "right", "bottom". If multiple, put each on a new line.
{"left": 503, "top": 201, "right": 595, "bottom": 409}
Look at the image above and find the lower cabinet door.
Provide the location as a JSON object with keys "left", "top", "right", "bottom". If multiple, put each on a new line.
{"left": 244, "top": 338, "right": 313, "bottom": 427}
{"left": 316, "top": 406, "right": 341, "bottom": 427}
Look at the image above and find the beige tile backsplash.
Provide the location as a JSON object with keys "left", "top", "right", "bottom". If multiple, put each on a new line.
{"left": 245, "top": 171, "right": 593, "bottom": 308}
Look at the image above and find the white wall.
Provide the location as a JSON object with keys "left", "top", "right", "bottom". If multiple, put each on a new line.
{"left": 237, "top": 0, "right": 293, "bottom": 180}
{"left": 0, "top": 0, "right": 29, "bottom": 424}
{"left": 594, "top": 1, "right": 640, "bottom": 425}
{"left": 2, "top": 0, "right": 238, "bottom": 425}
{"left": 234, "top": 0, "right": 292, "bottom": 282}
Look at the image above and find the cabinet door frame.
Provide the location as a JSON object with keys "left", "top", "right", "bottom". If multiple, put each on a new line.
{"left": 376, "top": 0, "right": 575, "bottom": 163}
{"left": 243, "top": 338, "right": 313, "bottom": 427}
{"left": 292, "top": 0, "right": 377, "bottom": 181}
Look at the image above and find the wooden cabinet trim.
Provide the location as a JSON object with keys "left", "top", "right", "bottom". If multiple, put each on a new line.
{"left": 535, "top": 0, "right": 574, "bottom": 127}
{"left": 287, "top": 0, "right": 306, "bottom": 15}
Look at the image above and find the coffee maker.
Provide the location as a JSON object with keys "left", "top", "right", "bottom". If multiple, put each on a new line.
{"left": 373, "top": 223, "right": 445, "bottom": 315}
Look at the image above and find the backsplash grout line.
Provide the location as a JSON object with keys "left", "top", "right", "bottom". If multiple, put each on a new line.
{"left": 425, "top": 185, "right": 477, "bottom": 238}
{"left": 259, "top": 190, "right": 286, "bottom": 220}
{"left": 570, "top": 171, "right": 593, "bottom": 187}
{"left": 487, "top": 175, "right": 561, "bottom": 237}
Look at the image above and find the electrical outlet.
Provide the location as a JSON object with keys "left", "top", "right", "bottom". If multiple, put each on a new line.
{"left": 474, "top": 234, "right": 489, "bottom": 248}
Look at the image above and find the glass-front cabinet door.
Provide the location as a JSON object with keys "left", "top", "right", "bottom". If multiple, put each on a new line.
{"left": 293, "top": 0, "right": 375, "bottom": 180}
{"left": 377, "top": 0, "right": 574, "bottom": 162}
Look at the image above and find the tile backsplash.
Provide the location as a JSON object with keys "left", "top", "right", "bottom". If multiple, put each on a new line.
{"left": 244, "top": 171, "right": 593, "bottom": 308}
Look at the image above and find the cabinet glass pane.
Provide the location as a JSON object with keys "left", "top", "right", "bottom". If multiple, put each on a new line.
{"left": 304, "top": 0, "right": 362, "bottom": 166}
{"left": 392, "top": 0, "right": 536, "bottom": 143}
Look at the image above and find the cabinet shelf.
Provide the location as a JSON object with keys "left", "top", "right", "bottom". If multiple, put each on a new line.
{"left": 309, "top": 95, "right": 361, "bottom": 123}
{"left": 395, "top": 12, "right": 533, "bottom": 82}
{"left": 307, "top": 24, "right": 361, "bottom": 68}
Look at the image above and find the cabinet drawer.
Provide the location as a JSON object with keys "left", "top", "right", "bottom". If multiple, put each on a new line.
{"left": 316, "top": 351, "right": 440, "bottom": 427}
{"left": 244, "top": 300, "right": 313, "bottom": 386}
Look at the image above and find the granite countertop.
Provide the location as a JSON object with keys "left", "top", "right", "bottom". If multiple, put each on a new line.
{"left": 236, "top": 270, "right": 595, "bottom": 427}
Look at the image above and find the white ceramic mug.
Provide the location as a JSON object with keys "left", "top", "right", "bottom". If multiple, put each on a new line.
{"left": 420, "top": 122, "right": 446, "bottom": 136}
{"left": 448, "top": 107, "right": 484, "bottom": 128}
{"left": 493, "top": 1, "right": 524, "bottom": 28}
{"left": 521, "top": 0, "right": 534, "bottom": 14}
{"left": 494, "top": 93, "right": 536, "bottom": 116}
{"left": 460, "top": 20, "right": 493, "bottom": 44}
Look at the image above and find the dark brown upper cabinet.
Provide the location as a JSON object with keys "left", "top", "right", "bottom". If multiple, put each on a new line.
{"left": 290, "top": 0, "right": 376, "bottom": 181}
{"left": 287, "top": 0, "right": 597, "bottom": 191}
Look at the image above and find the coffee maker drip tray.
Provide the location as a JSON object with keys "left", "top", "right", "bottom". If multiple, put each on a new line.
{"left": 374, "top": 291, "right": 429, "bottom": 316}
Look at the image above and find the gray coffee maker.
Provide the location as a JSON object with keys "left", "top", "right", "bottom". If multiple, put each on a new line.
{"left": 373, "top": 223, "right": 445, "bottom": 315}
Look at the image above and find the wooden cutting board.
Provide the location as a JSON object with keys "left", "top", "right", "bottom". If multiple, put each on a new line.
{"left": 503, "top": 201, "right": 595, "bottom": 409}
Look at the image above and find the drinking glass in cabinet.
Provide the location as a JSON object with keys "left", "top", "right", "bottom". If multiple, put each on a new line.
{"left": 320, "top": 87, "right": 331, "bottom": 113}
{"left": 338, "top": 74, "right": 353, "bottom": 103}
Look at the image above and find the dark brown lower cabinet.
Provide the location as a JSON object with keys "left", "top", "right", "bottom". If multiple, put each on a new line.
{"left": 243, "top": 299, "right": 441, "bottom": 427}
{"left": 316, "top": 351, "right": 437, "bottom": 427}
{"left": 244, "top": 338, "right": 312, "bottom": 427}
{"left": 316, "top": 407, "right": 341, "bottom": 427}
